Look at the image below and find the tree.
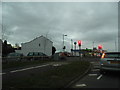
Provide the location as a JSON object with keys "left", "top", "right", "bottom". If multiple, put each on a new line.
{"left": 52, "top": 46, "right": 56, "bottom": 55}
{"left": 2, "top": 40, "right": 15, "bottom": 57}
{"left": 2, "top": 40, "right": 8, "bottom": 56}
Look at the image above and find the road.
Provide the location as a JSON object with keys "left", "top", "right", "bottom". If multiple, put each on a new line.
{"left": 71, "top": 59, "right": 120, "bottom": 88}
{"left": 2, "top": 57, "right": 120, "bottom": 88}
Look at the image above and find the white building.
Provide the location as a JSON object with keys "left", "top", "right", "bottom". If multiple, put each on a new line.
{"left": 16, "top": 36, "right": 53, "bottom": 56}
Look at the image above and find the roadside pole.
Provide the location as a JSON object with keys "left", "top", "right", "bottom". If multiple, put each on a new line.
{"left": 78, "top": 40, "right": 82, "bottom": 61}
{"left": 79, "top": 45, "right": 82, "bottom": 60}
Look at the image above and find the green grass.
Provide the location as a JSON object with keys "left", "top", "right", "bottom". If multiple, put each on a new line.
{"left": 3, "top": 61, "right": 90, "bottom": 88}
{"left": 2, "top": 60, "right": 54, "bottom": 69}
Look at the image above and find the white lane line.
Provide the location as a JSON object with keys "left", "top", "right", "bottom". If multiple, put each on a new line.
{"left": 75, "top": 84, "right": 87, "bottom": 87}
{"left": 10, "top": 64, "right": 50, "bottom": 73}
{"left": 97, "top": 74, "right": 103, "bottom": 80}
{"left": 88, "top": 74, "right": 97, "bottom": 76}
{"left": 0, "top": 73, "right": 6, "bottom": 75}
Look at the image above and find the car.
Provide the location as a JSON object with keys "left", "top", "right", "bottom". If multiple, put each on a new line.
{"left": 27, "top": 52, "right": 48, "bottom": 60}
{"left": 100, "top": 52, "right": 120, "bottom": 74}
{"left": 7, "top": 52, "right": 24, "bottom": 61}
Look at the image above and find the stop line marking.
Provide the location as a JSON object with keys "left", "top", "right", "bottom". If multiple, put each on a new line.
{"left": 75, "top": 84, "right": 87, "bottom": 87}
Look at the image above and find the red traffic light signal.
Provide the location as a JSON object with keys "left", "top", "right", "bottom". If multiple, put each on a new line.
{"left": 98, "top": 45, "right": 103, "bottom": 49}
{"left": 78, "top": 40, "right": 82, "bottom": 46}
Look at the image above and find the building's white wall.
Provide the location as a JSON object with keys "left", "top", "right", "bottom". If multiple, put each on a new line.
{"left": 16, "top": 36, "right": 53, "bottom": 56}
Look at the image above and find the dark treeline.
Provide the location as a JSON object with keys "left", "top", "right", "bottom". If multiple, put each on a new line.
{"left": 2, "top": 40, "right": 15, "bottom": 57}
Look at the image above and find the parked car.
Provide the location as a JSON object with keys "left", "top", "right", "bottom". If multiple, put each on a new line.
{"left": 27, "top": 52, "right": 48, "bottom": 60}
{"left": 7, "top": 52, "right": 24, "bottom": 61}
{"left": 100, "top": 52, "right": 120, "bottom": 74}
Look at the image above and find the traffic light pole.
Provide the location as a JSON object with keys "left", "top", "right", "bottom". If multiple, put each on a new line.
{"left": 79, "top": 45, "right": 82, "bottom": 60}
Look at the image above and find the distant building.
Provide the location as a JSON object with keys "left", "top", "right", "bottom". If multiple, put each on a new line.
{"left": 71, "top": 48, "right": 107, "bottom": 57}
{"left": 16, "top": 36, "right": 53, "bottom": 56}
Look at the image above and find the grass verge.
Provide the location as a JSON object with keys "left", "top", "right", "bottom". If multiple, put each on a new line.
{"left": 2, "top": 60, "right": 54, "bottom": 69}
{"left": 3, "top": 61, "right": 90, "bottom": 88}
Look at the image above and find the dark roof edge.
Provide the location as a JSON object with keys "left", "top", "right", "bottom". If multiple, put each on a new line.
{"left": 22, "top": 35, "right": 53, "bottom": 45}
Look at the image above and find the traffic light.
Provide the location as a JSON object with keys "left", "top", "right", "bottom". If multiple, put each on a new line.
{"left": 74, "top": 42, "right": 77, "bottom": 45}
{"left": 78, "top": 40, "right": 82, "bottom": 46}
{"left": 98, "top": 45, "right": 103, "bottom": 49}
{"left": 63, "top": 46, "right": 66, "bottom": 49}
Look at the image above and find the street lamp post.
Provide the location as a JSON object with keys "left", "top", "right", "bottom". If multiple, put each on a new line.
{"left": 63, "top": 34, "right": 67, "bottom": 52}
{"left": 71, "top": 39, "right": 73, "bottom": 56}
{"left": 74, "top": 42, "right": 77, "bottom": 56}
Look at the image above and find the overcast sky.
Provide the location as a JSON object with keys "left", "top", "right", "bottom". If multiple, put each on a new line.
{"left": 2, "top": 2, "right": 118, "bottom": 52}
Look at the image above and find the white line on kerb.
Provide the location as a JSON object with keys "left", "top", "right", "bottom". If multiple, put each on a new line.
{"left": 10, "top": 64, "right": 50, "bottom": 73}
{"left": 97, "top": 74, "right": 103, "bottom": 80}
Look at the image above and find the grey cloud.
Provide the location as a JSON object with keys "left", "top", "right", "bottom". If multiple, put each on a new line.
{"left": 2, "top": 2, "right": 118, "bottom": 52}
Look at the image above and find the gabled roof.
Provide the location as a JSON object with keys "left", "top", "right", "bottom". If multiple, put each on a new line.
{"left": 22, "top": 35, "right": 53, "bottom": 45}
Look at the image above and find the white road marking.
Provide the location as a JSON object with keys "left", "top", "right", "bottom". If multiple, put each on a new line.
{"left": 52, "top": 64, "right": 61, "bottom": 67}
{"left": 76, "top": 84, "right": 87, "bottom": 87}
{"left": 88, "top": 74, "right": 97, "bottom": 76}
{"left": 10, "top": 64, "right": 50, "bottom": 73}
{"left": 0, "top": 73, "right": 6, "bottom": 75}
{"left": 90, "top": 62, "right": 95, "bottom": 64}
{"left": 91, "top": 69, "right": 100, "bottom": 71}
{"left": 97, "top": 74, "right": 103, "bottom": 80}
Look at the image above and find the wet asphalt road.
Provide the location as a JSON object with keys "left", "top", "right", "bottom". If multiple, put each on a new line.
{"left": 71, "top": 59, "right": 120, "bottom": 88}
